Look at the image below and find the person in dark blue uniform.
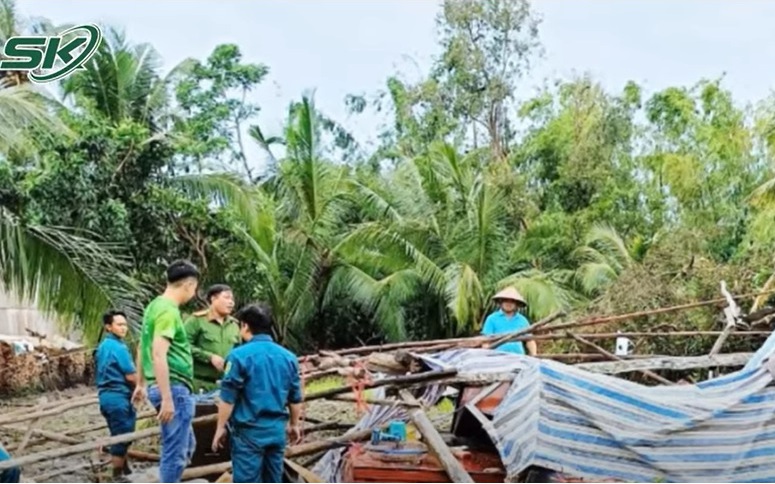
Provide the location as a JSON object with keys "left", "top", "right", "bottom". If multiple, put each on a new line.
{"left": 95, "top": 310, "right": 138, "bottom": 482}
{"left": 0, "top": 444, "right": 20, "bottom": 483}
{"left": 212, "top": 303, "right": 303, "bottom": 483}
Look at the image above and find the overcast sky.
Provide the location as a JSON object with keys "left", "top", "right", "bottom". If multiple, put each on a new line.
{"left": 16, "top": 0, "right": 775, "bottom": 165}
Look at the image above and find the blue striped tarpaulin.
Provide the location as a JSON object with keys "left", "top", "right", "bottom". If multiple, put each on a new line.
{"left": 313, "top": 333, "right": 775, "bottom": 483}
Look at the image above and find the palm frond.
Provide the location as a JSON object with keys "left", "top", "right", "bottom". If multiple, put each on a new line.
{"left": 0, "top": 84, "right": 70, "bottom": 152}
{"left": 444, "top": 263, "right": 484, "bottom": 333}
{"left": 171, "top": 173, "right": 262, "bottom": 235}
{"left": 0, "top": 210, "right": 147, "bottom": 343}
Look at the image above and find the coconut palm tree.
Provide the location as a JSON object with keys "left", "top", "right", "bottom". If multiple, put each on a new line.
{"left": 61, "top": 25, "right": 192, "bottom": 131}
{"left": 0, "top": 0, "right": 70, "bottom": 153}
{"left": 346, "top": 142, "right": 573, "bottom": 336}
{"left": 0, "top": 1, "right": 145, "bottom": 340}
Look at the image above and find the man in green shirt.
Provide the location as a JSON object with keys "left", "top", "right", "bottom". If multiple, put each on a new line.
{"left": 134, "top": 259, "right": 199, "bottom": 483}
{"left": 185, "top": 284, "right": 240, "bottom": 393}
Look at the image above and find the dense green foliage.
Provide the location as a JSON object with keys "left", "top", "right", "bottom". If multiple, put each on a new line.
{"left": 2, "top": 0, "right": 775, "bottom": 354}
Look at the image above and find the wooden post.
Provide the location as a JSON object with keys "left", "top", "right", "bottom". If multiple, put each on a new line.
{"left": 399, "top": 389, "right": 473, "bottom": 483}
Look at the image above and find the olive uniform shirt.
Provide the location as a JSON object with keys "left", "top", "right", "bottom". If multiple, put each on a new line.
{"left": 185, "top": 310, "right": 240, "bottom": 392}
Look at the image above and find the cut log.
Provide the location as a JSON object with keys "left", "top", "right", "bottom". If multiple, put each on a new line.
{"left": 399, "top": 389, "right": 473, "bottom": 483}
{"left": 577, "top": 352, "right": 753, "bottom": 374}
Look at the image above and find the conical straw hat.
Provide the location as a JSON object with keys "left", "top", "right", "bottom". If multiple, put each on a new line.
{"left": 492, "top": 286, "right": 526, "bottom": 304}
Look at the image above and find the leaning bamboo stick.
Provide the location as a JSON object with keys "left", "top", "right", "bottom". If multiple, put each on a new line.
{"left": 399, "top": 389, "right": 473, "bottom": 483}
{"left": 568, "top": 332, "right": 674, "bottom": 386}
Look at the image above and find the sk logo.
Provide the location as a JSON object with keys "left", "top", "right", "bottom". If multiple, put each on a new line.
{"left": 0, "top": 24, "right": 102, "bottom": 83}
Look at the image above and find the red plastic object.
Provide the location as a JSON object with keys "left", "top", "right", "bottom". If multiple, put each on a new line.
{"left": 343, "top": 446, "right": 506, "bottom": 483}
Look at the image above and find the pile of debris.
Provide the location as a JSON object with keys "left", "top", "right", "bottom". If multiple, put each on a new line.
{"left": 1, "top": 283, "right": 775, "bottom": 483}
{"left": 0, "top": 334, "right": 91, "bottom": 395}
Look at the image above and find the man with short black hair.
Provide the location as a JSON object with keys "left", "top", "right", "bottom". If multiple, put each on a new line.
{"left": 96, "top": 309, "right": 137, "bottom": 482}
{"left": 185, "top": 284, "right": 239, "bottom": 392}
{"left": 212, "top": 304, "right": 303, "bottom": 483}
{"left": 134, "top": 259, "right": 199, "bottom": 483}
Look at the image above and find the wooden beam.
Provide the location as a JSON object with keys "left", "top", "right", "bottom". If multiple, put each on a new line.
{"left": 576, "top": 352, "right": 753, "bottom": 374}
{"left": 399, "top": 389, "right": 473, "bottom": 483}
{"left": 568, "top": 332, "right": 674, "bottom": 385}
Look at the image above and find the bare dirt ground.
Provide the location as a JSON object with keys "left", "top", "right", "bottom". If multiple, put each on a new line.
{"left": 0, "top": 384, "right": 439, "bottom": 483}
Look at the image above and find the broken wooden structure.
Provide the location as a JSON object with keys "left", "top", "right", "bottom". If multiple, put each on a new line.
{"left": 1, "top": 283, "right": 774, "bottom": 482}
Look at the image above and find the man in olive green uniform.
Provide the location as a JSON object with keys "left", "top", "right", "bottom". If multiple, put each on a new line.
{"left": 134, "top": 259, "right": 199, "bottom": 483}
{"left": 185, "top": 284, "right": 239, "bottom": 393}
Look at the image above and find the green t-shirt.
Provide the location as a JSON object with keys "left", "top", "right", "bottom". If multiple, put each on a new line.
{"left": 141, "top": 296, "right": 194, "bottom": 391}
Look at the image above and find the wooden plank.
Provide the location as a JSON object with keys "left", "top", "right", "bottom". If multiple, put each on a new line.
{"left": 399, "top": 389, "right": 473, "bottom": 483}
{"left": 576, "top": 352, "right": 753, "bottom": 374}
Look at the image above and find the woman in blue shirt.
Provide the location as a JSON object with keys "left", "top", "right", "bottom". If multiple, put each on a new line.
{"left": 481, "top": 287, "right": 537, "bottom": 356}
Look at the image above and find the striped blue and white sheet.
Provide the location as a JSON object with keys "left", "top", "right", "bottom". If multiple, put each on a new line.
{"left": 313, "top": 334, "right": 775, "bottom": 483}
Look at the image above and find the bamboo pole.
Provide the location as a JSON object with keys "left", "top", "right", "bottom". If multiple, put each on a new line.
{"left": 303, "top": 369, "right": 457, "bottom": 401}
{"left": 568, "top": 332, "right": 674, "bottom": 386}
{"left": 577, "top": 352, "right": 753, "bottom": 374}
{"left": 323, "top": 290, "right": 775, "bottom": 358}
{"left": 0, "top": 414, "right": 218, "bottom": 471}
{"left": 0, "top": 397, "right": 98, "bottom": 427}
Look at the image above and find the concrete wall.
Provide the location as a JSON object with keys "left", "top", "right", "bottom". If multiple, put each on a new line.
{"left": 0, "top": 289, "right": 62, "bottom": 338}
